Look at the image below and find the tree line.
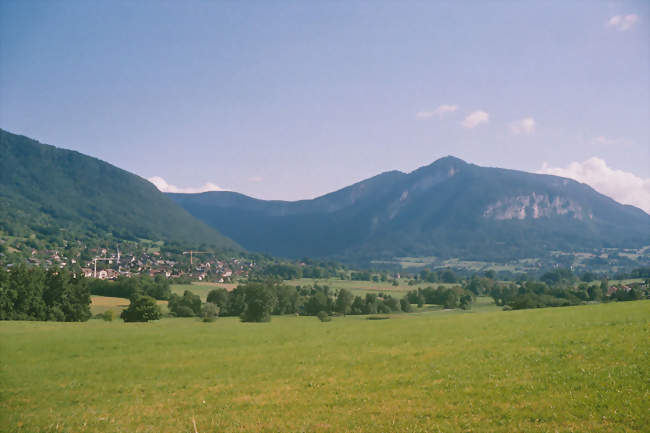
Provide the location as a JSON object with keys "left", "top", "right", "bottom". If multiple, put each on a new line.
{"left": 0, "top": 265, "right": 91, "bottom": 321}
{"left": 88, "top": 275, "right": 171, "bottom": 300}
{"left": 482, "top": 268, "right": 648, "bottom": 310}
{"left": 207, "top": 280, "right": 414, "bottom": 321}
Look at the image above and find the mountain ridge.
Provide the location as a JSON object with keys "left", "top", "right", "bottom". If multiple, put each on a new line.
{"left": 170, "top": 156, "right": 650, "bottom": 262}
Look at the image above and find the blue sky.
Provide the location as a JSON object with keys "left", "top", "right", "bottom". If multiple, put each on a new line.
{"left": 1, "top": 1, "right": 648, "bottom": 209}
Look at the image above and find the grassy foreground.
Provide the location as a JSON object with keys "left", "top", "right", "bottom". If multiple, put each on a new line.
{"left": 1, "top": 302, "right": 648, "bottom": 432}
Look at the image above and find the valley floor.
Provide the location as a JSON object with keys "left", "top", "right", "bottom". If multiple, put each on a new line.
{"left": 1, "top": 301, "right": 648, "bottom": 432}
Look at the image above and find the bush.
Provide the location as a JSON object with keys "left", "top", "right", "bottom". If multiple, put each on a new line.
{"left": 102, "top": 310, "right": 114, "bottom": 322}
{"left": 206, "top": 288, "right": 229, "bottom": 310}
{"left": 120, "top": 295, "right": 161, "bottom": 322}
{"left": 174, "top": 305, "right": 195, "bottom": 317}
{"left": 201, "top": 302, "right": 219, "bottom": 322}
{"left": 317, "top": 310, "right": 331, "bottom": 322}
{"left": 377, "top": 303, "right": 392, "bottom": 314}
{"left": 168, "top": 290, "right": 201, "bottom": 317}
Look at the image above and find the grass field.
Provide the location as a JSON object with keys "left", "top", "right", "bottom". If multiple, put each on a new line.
{"left": 1, "top": 301, "right": 648, "bottom": 432}
{"left": 172, "top": 278, "right": 448, "bottom": 301}
{"left": 90, "top": 296, "right": 168, "bottom": 316}
{"left": 171, "top": 282, "right": 237, "bottom": 301}
{"left": 283, "top": 278, "right": 457, "bottom": 299}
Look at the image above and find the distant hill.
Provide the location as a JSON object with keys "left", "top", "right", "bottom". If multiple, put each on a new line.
{"left": 0, "top": 129, "right": 240, "bottom": 250}
{"left": 170, "top": 156, "right": 650, "bottom": 262}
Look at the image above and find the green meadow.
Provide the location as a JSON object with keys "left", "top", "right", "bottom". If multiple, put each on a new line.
{"left": 170, "top": 278, "right": 438, "bottom": 301}
{"left": 171, "top": 282, "right": 237, "bottom": 301}
{"left": 1, "top": 301, "right": 648, "bottom": 432}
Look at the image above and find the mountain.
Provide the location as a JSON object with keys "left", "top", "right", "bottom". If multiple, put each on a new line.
{"left": 0, "top": 129, "right": 240, "bottom": 250}
{"left": 169, "top": 156, "right": 650, "bottom": 262}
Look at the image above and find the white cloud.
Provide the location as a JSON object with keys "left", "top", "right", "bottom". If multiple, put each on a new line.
{"left": 539, "top": 157, "right": 650, "bottom": 214}
{"left": 593, "top": 135, "right": 617, "bottom": 145}
{"left": 148, "top": 176, "right": 226, "bottom": 194}
{"left": 416, "top": 104, "right": 458, "bottom": 119}
{"left": 606, "top": 14, "right": 639, "bottom": 31}
{"left": 509, "top": 117, "right": 536, "bottom": 135}
{"left": 461, "top": 110, "right": 489, "bottom": 129}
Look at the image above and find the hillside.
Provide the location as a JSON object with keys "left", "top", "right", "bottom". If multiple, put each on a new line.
{"left": 0, "top": 129, "right": 240, "bottom": 251}
{"left": 170, "top": 156, "right": 650, "bottom": 262}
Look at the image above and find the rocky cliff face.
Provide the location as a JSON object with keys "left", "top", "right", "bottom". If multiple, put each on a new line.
{"left": 484, "top": 193, "right": 590, "bottom": 221}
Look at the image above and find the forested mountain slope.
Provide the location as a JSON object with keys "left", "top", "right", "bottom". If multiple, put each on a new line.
{"left": 0, "top": 129, "right": 240, "bottom": 250}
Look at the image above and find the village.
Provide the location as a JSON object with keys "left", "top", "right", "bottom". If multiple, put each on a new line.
{"left": 24, "top": 246, "right": 254, "bottom": 283}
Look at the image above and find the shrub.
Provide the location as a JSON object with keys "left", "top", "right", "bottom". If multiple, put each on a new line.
{"left": 174, "top": 305, "right": 195, "bottom": 317}
{"left": 102, "top": 310, "right": 114, "bottom": 322}
{"left": 120, "top": 295, "right": 161, "bottom": 322}
{"left": 168, "top": 290, "right": 201, "bottom": 317}
{"left": 377, "top": 303, "right": 392, "bottom": 314}
{"left": 317, "top": 310, "right": 331, "bottom": 322}
{"left": 201, "top": 302, "right": 219, "bottom": 322}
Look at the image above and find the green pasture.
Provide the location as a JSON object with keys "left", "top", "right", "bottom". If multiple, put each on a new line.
{"left": 171, "top": 282, "right": 236, "bottom": 301}
{"left": 283, "top": 277, "right": 455, "bottom": 299}
{"left": 372, "top": 256, "right": 542, "bottom": 273}
{"left": 1, "top": 300, "right": 648, "bottom": 432}
{"left": 90, "top": 296, "right": 168, "bottom": 316}
{"left": 171, "top": 278, "right": 456, "bottom": 301}
{"left": 606, "top": 278, "right": 645, "bottom": 287}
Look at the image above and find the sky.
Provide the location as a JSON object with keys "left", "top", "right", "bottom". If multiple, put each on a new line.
{"left": 1, "top": 1, "right": 648, "bottom": 211}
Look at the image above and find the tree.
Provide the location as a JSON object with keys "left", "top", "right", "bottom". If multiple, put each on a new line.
{"left": 440, "top": 269, "right": 457, "bottom": 284}
{"left": 363, "top": 293, "right": 378, "bottom": 314}
{"left": 400, "top": 297, "right": 413, "bottom": 312}
{"left": 224, "top": 286, "right": 247, "bottom": 317}
{"left": 207, "top": 288, "right": 229, "bottom": 310}
{"left": 9, "top": 265, "right": 47, "bottom": 320}
{"left": 442, "top": 290, "right": 458, "bottom": 309}
{"left": 241, "top": 282, "right": 277, "bottom": 322}
{"left": 600, "top": 278, "right": 609, "bottom": 297}
{"left": 304, "top": 291, "right": 330, "bottom": 315}
{"left": 274, "top": 284, "right": 299, "bottom": 315}
{"left": 121, "top": 295, "right": 161, "bottom": 322}
{"left": 350, "top": 296, "right": 365, "bottom": 314}
{"left": 382, "top": 295, "right": 401, "bottom": 312}
{"left": 168, "top": 290, "right": 202, "bottom": 317}
{"left": 334, "top": 289, "right": 354, "bottom": 315}
{"left": 587, "top": 284, "right": 601, "bottom": 301}
{"left": 459, "top": 294, "right": 472, "bottom": 310}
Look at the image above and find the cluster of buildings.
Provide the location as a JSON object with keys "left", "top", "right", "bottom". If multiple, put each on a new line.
{"left": 26, "top": 246, "right": 253, "bottom": 282}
